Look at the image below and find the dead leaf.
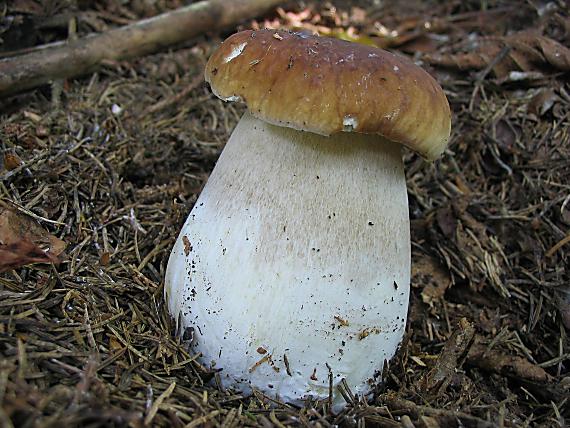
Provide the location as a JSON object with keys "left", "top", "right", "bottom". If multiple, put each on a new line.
{"left": 436, "top": 206, "right": 456, "bottom": 238}
{"left": 514, "top": 32, "right": 570, "bottom": 70}
{"left": 3, "top": 152, "right": 22, "bottom": 170}
{"left": 527, "top": 88, "right": 559, "bottom": 116}
{"left": 0, "top": 240, "right": 60, "bottom": 272}
{"left": 420, "top": 318, "right": 475, "bottom": 397}
{"left": 109, "top": 336, "right": 123, "bottom": 351}
{"left": 424, "top": 31, "right": 570, "bottom": 79}
{"left": 398, "top": 34, "right": 440, "bottom": 54}
{"left": 0, "top": 207, "right": 65, "bottom": 272}
{"left": 99, "top": 251, "right": 111, "bottom": 266}
{"left": 413, "top": 256, "right": 452, "bottom": 306}
{"left": 493, "top": 119, "right": 518, "bottom": 151}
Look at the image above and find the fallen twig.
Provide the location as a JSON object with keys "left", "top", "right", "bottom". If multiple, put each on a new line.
{"left": 0, "top": 0, "right": 284, "bottom": 97}
{"left": 141, "top": 73, "right": 205, "bottom": 116}
{"left": 467, "top": 341, "right": 553, "bottom": 383}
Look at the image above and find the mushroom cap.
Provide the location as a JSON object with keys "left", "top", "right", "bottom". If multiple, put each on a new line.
{"left": 205, "top": 29, "right": 452, "bottom": 161}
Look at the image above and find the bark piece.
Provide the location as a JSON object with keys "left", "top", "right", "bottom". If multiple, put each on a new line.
{"left": 0, "top": 0, "right": 284, "bottom": 97}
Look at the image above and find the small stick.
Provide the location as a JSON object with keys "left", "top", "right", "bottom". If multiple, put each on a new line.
{"left": 0, "top": 0, "right": 284, "bottom": 97}
{"left": 545, "top": 232, "right": 570, "bottom": 258}
{"left": 142, "top": 73, "right": 205, "bottom": 116}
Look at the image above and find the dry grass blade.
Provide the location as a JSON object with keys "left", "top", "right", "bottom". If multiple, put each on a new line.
{"left": 144, "top": 381, "right": 176, "bottom": 425}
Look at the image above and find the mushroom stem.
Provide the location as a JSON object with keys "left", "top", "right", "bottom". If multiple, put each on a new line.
{"left": 166, "top": 112, "right": 410, "bottom": 404}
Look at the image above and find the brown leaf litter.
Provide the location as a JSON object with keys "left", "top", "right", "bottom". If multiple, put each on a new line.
{"left": 0, "top": 0, "right": 569, "bottom": 427}
{"left": 0, "top": 206, "right": 65, "bottom": 271}
{"left": 424, "top": 31, "right": 570, "bottom": 80}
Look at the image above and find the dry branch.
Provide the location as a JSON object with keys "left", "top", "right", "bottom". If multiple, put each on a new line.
{"left": 0, "top": 0, "right": 284, "bottom": 97}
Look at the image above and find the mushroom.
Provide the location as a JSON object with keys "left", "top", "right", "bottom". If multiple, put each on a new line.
{"left": 165, "top": 29, "right": 451, "bottom": 406}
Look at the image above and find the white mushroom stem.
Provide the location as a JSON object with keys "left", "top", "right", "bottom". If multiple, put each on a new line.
{"left": 165, "top": 112, "right": 410, "bottom": 406}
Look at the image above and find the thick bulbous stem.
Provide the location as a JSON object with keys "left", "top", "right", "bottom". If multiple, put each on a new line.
{"left": 165, "top": 112, "right": 410, "bottom": 405}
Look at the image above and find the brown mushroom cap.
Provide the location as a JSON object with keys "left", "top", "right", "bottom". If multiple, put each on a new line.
{"left": 205, "top": 29, "right": 451, "bottom": 161}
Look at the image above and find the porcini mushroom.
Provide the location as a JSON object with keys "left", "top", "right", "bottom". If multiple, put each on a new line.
{"left": 165, "top": 29, "right": 451, "bottom": 406}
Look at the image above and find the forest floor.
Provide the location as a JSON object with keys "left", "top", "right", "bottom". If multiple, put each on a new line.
{"left": 0, "top": 0, "right": 569, "bottom": 427}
